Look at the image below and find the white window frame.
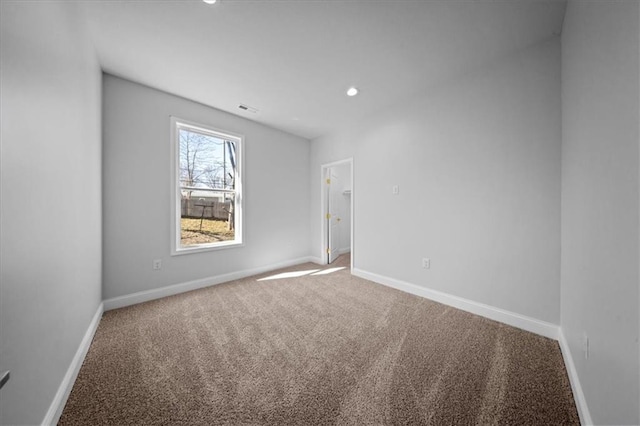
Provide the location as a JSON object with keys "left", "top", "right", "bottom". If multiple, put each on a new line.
{"left": 170, "top": 117, "right": 244, "bottom": 255}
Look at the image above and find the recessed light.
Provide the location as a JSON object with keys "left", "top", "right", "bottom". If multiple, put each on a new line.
{"left": 203, "top": 0, "right": 217, "bottom": 4}
{"left": 346, "top": 87, "right": 359, "bottom": 97}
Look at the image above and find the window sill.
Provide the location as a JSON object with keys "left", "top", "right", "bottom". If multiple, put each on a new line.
{"left": 171, "top": 240, "right": 244, "bottom": 256}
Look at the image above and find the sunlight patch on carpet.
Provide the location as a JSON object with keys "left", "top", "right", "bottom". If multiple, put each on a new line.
{"left": 311, "top": 267, "right": 346, "bottom": 275}
{"left": 258, "top": 269, "right": 320, "bottom": 281}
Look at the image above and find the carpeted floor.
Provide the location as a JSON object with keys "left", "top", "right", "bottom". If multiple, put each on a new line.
{"left": 59, "top": 255, "right": 579, "bottom": 425}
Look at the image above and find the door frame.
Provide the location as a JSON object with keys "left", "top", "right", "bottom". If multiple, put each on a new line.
{"left": 320, "top": 158, "right": 354, "bottom": 269}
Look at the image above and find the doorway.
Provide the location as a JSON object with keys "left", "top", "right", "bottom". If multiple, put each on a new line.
{"left": 320, "top": 159, "right": 353, "bottom": 267}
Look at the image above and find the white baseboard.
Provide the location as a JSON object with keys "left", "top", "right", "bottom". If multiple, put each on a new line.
{"left": 309, "top": 251, "right": 349, "bottom": 266}
{"left": 352, "top": 268, "right": 559, "bottom": 340}
{"left": 42, "top": 302, "right": 104, "bottom": 426}
{"left": 558, "top": 329, "right": 593, "bottom": 426}
{"left": 308, "top": 256, "right": 324, "bottom": 265}
{"left": 104, "top": 256, "right": 316, "bottom": 311}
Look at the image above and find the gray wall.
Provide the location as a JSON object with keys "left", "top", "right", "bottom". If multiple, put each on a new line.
{"left": 310, "top": 38, "right": 562, "bottom": 324}
{"left": 561, "top": 2, "right": 640, "bottom": 424}
{"left": 0, "top": 2, "right": 103, "bottom": 425}
{"left": 103, "top": 76, "right": 310, "bottom": 300}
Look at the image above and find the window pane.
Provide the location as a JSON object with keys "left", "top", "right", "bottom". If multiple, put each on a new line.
{"left": 180, "top": 191, "right": 236, "bottom": 247}
{"left": 172, "top": 119, "right": 241, "bottom": 253}
{"left": 179, "top": 129, "right": 236, "bottom": 190}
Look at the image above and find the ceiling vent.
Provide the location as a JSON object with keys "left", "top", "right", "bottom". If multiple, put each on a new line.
{"left": 238, "top": 104, "right": 259, "bottom": 114}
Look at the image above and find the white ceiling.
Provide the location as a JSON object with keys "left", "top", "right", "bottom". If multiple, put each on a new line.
{"left": 83, "top": 0, "right": 566, "bottom": 140}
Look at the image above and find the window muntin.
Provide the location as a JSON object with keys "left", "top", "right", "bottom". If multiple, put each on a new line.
{"left": 171, "top": 118, "right": 242, "bottom": 254}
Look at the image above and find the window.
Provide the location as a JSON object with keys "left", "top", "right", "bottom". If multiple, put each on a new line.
{"left": 171, "top": 117, "right": 243, "bottom": 254}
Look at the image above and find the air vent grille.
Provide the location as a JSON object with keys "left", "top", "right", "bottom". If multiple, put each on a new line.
{"left": 238, "top": 104, "right": 258, "bottom": 113}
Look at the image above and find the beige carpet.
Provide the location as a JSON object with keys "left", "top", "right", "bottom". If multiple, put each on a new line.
{"left": 59, "top": 256, "right": 579, "bottom": 425}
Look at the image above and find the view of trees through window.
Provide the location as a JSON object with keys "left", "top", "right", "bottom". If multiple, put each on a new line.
{"left": 178, "top": 127, "right": 238, "bottom": 247}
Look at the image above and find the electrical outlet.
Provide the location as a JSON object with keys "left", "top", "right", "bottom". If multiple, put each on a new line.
{"left": 392, "top": 185, "right": 399, "bottom": 195}
{"left": 422, "top": 258, "right": 430, "bottom": 269}
{"left": 582, "top": 332, "right": 589, "bottom": 360}
{"left": 153, "top": 259, "right": 162, "bottom": 271}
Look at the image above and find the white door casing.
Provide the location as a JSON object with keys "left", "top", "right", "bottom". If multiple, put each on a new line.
{"left": 320, "top": 158, "right": 353, "bottom": 268}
